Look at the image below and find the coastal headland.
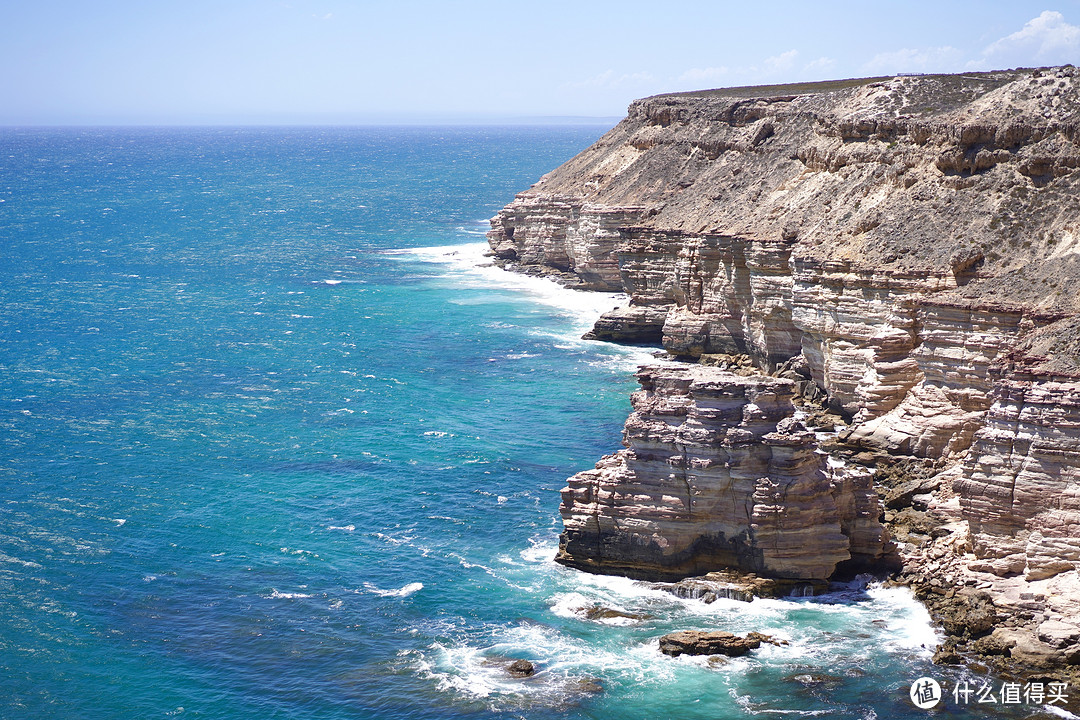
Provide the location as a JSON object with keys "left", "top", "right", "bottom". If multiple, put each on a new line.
{"left": 487, "top": 68, "right": 1080, "bottom": 683}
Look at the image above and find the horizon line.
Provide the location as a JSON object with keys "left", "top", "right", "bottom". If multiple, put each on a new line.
{"left": 0, "top": 115, "right": 625, "bottom": 129}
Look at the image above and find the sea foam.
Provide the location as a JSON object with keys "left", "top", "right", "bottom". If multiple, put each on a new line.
{"left": 364, "top": 581, "right": 424, "bottom": 598}
{"left": 388, "top": 242, "right": 667, "bottom": 372}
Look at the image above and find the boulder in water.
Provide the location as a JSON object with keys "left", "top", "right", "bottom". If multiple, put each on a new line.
{"left": 507, "top": 659, "right": 535, "bottom": 677}
{"left": 659, "top": 631, "right": 761, "bottom": 657}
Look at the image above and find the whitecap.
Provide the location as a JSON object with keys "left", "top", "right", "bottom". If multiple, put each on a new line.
{"left": 0, "top": 552, "right": 43, "bottom": 569}
{"left": 364, "top": 581, "right": 424, "bottom": 598}
{"left": 863, "top": 584, "right": 940, "bottom": 655}
{"left": 548, "top": 592, "right": 646, "bottom": 626}
{"left": 549, "top": 592, "right": 591, "bottom": 620}
{"left": 413, "top": 620, "right": 678, "bottom": 705}
{"left": 519, "top": 538, "right": 558, "bottom": 564}
{"left": 328, "top": 525, "right": 355, "bottom": 532}
{"left": 267, "top": 589, "right": 314, "bottom": 599}
{"left": 279, "top": 547, "right": 320, "bottom": 559}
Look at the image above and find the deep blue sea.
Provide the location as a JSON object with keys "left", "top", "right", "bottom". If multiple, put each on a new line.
{"left": 0, "top": 127, "right": 1033, "bottom": 719}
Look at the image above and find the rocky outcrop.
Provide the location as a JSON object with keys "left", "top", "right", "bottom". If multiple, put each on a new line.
{"left": 491, "top": 67, "right": 1080, "bottom": 675}
{"left": 658, "top": 630, "right": 783, "bottom": 657}
{"left": 488, "top": 66, "right": 1080, "bottom": 415}
{"left": 488, "top": 197, "right": 645, "bottom": 290}
{"left": 658, "top": 570, "right": 826, "bottom": 602}
{"left": 507, "top": 659, "right": 536, "bottom": 677}
{"left": 583, "top": 303, "right": 670, "bottom": 344}
{"left": 555, "top": 364, "right": 889, "bottom": 581}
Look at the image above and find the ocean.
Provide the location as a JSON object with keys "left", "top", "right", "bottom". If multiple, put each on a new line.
{"left": 0, "top": 126, "right": 1030, "bottom": 719}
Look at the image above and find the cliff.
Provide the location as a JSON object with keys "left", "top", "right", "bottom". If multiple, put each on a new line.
{"left": 557, "top": 364, "right": 887, "bottom": 581}
{"left": 488, "top": 68, "right": 1080, "bottom": 675}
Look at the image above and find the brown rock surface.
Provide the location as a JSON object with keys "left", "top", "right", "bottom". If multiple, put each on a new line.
{"left": 506, "top": 659, "right": 536, "bottom": 677}
{"left": 555, "top": 364, "right": 887, "bottom": 581}
{"left": 658, "top": 630, "right": 765, "bottom": 657}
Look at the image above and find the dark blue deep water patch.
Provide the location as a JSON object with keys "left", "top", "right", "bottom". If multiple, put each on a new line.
{"left": 0, "top": 128, "right": 1028, "bottom": 719}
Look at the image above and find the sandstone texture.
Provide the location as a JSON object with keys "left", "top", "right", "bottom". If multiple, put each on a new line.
{"left": 556, "top": 364, "right": 889, "bottom": 581}
{"left": 489, "top": 68, "right": 1080, "bottom": 677}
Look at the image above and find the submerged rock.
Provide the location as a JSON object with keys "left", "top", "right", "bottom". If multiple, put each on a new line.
{"left": 581, "top": 605, "right": 650, "bottom": 622}
{"left": 571, "top": 678, "right": 604, "bottom": 694}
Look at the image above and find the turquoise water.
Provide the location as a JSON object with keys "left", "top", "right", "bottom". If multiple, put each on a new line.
{"left": 0, "top": 127, "right": 1028, "bottom": 719}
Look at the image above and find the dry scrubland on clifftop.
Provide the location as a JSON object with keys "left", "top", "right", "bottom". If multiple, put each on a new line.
{"left": 489, "top": 68, "right": 1080, "bottom": 677}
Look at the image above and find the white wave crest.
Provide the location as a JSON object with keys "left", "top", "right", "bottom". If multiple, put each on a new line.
{"left": 267, "top": 589, "right": 314, "bottom": 599}
{"left": 413, "top": 621, "right": 673, "bottom": 705}
{"left": 364, "top": 581, "right": 424, "bottom": 598}
{"left": 388, "top": 242, "right": 627, "bottom": 333}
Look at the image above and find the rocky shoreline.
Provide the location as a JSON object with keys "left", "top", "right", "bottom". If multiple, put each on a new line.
{"left": 487, "top": 67, "right": 1080, "bottom": 694}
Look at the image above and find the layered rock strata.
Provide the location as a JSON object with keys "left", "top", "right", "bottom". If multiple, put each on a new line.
{"left": 875, "top": 317, "right": 1080, "bottom": 679}
{"left": 556, "top": 364, "right": 888, "bottom": 581}
{"left": 959, "top": 317, "right": 1080, "bottom": 582}
{"left": 491, "top": 68, "right": 1080, "bottom": 674}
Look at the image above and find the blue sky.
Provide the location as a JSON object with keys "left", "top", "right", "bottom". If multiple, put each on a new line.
{"left": 2, "top": 1, "right": 1079, "bottom": 124}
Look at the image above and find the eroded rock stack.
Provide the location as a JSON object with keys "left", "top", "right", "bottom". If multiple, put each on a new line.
{"left": 556, "top": 364, "right": 888, "bottom": 581}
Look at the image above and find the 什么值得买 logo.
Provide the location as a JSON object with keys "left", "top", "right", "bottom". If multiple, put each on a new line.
{"left": 910, "top": 677, "right": 1070, "bottom": 709}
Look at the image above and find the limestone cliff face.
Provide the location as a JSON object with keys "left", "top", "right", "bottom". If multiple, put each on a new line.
{"left": 957, "top": 317, "right": 1080, "bottom": 582}
{"left": 490, "top": 69, "right": 1080, "bottom": 597}
{"left": 556, "top": 364, "right": 888, "bottom": 581}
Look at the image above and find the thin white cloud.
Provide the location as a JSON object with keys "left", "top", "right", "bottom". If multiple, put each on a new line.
{"left": 862, "top": 12, "right": 1080, "bottom": 76}
{"left": 675, "top": 48, "right": 811, "bottom": 90}
{"left": 862, "top": 46, "right": 965, "bottom": 74}
{"left": 973, "top": 10, "right": 1080, "bottom": 69}
{"left": 763, "top": 49, "right": 799, "bottom": 74}
{"left": 802, "top": 56, "right": 836, "bottom": 75}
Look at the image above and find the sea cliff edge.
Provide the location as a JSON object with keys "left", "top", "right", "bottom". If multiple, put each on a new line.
{"left": 487, "top": 68, "right": 1080, "bottom": 682}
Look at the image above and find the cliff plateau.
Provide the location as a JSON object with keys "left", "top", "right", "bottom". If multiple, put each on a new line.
{"left": 489, "top": 68, "right": 1080, "bottom": 676}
